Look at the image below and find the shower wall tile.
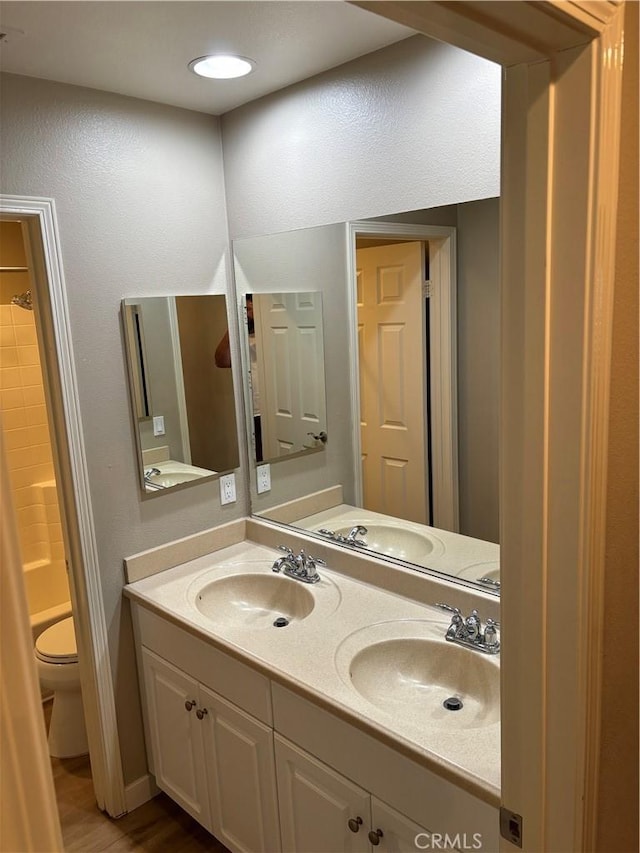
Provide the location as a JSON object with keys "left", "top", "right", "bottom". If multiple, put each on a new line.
{"left": 23, "top": 387, "right": 45, "bottom": 406}
{"left": 14, "top": 325, "right": 37, "bottom": 346}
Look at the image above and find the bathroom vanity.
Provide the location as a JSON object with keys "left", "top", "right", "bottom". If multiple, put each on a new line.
{"left": 124, "top": 521, "right": 500, "bottom": 853}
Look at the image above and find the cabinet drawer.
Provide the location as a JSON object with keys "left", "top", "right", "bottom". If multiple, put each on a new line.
{"left": 272, "top": 684, "right": 498, "bottom": 849}
{"left": 135, "top": 606, "right": 272, "bottom": 724}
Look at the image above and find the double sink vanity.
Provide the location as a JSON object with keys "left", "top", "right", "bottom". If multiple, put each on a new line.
{"left": 124, "top": 518, "right": 501, "bottom": 853}
{"left": 121, "top": 218, "right": 502, "bottom": 851}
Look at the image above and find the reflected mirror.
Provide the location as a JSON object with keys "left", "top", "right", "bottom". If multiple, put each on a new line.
{"left": 234, "top": 202, "right": 500, "bottom": 593}
{"left": 241, "top": 292, "right": 328, "bottom": 464}
{"left": 122, "top": 295, "right": 239, "bottom": 495}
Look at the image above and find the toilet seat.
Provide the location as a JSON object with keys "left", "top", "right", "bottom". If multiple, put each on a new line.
{"left": 35, "top": 616, "right": 78, "bottom": 664}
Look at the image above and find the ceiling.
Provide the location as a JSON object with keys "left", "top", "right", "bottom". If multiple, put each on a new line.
{"left": 0, "top": 2, "right": 415, "bottom": 115}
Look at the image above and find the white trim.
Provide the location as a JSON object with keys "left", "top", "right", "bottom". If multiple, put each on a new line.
{"left": 124, "top": 773, "right": 159, "bottom": 812}
{"left": 166, "top": 298, "right": 192, "bottom": 464}
{"left": 0, "top": 196, "right": 127, "bottom": 817}
{"left": 346, "top": 221, "right": 459, "bottom": 531}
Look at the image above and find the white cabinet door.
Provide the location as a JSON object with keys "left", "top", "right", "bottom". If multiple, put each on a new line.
{"left": 275, "top": 735, "right": 371, "bottom": 853}
{"left": 371, "top": 797, "right": 437, "bottom": 852}
{"left": 199, "top": 685, "right": 280, "bottom": 853}
{"left": 141, "top": 648, "right": 211, "bottom": 829}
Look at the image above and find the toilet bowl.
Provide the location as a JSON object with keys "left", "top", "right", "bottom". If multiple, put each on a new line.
{"left": 35, "top": 616, "right": 88, "bottom": 758}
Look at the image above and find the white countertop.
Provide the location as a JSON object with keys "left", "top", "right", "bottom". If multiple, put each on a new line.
{"left": 124, "top": 538, "right": 501, "bottom": 805}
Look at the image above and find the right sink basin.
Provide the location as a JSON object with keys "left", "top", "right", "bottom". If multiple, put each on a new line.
{"left": 335, "top": 619, "right": 500, "bottom": 730}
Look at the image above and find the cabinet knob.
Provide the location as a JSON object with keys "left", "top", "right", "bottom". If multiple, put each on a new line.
{"left": 368, "top": 829, "right": 384, "bottom": 846}
{"left": 347, "top": 817, "right": 363, "bottom": 833}
{"left": 196, "top": 708, "right": 208, "bottom": 720}
{"left": 184, "top": 700, "right": 196, "bottom": 712}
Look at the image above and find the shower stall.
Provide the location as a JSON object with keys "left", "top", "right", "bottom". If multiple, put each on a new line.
{"left": 0, "top": 220, "right": 71, "bottom": 637}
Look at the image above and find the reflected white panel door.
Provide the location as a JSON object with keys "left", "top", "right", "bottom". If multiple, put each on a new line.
{"left": 255, "top": 292, "right": 326, "bottom": 459}
{"left": 275, "top": 736, "right": 371, "bottom": 853}
{"left": 356, "top": 242, "right": 429, "bottom": 524}
{"left": 370, "top": 798, "right": 433, "bottom": 852}
{"left": 141, "top": 649, "right": 211, "bottom": 830}
{"left": 199, "top": 686, "right": 280, "bottom": 853}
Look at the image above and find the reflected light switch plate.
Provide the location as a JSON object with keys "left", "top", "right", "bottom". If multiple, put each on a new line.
{"left": 152, "top": 416, "right": 165, "bottom": 436}
{"left": 256, "top": 464, "right": 271, "bottom": 494}
{"left": 220, "top": 474, "right": 236, "bottom": 505}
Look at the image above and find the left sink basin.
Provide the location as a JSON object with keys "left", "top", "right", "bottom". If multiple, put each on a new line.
{"left": 194, "top": 573, "right": 316, "bottom": 629}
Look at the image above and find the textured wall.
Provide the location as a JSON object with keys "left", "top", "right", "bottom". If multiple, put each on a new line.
{"left": 0, "top": 73, "right": 243, "bottom": 784}
{"left": 221, "top": 34, "right": 501, "bottom": 239}
{"left": 456, "top": 198, "right": 500, "bottom": 543}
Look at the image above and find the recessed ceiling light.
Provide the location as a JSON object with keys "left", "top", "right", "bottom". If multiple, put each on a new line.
{"left": 188, "top": 54, "right": 255, "bottom": 80}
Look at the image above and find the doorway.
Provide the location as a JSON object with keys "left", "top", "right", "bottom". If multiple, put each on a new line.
{"left": 0, "top": 197, "right": 127, "bottom": 821}
{"left": 348, "top": 221, "right": 459, "bottom": 533}
{"left": 355, "top": 239, "right": 431, "bottom": 525}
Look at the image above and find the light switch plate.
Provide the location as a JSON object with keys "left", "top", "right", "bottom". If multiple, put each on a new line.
{"left": 219, "top": 473, "right": 236, "bottom": 505}
{"left": 256, "top": 464, "right": 271, "bottom": 494}
{"left": 152, "top": 415, "right": 165, "bottom": 436}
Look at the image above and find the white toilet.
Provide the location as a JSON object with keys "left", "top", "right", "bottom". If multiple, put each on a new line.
{"left": 35, "top": 616, "right": 88, "bottom": 758}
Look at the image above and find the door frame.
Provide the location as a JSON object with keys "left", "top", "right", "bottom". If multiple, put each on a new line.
{"left": 353, "top": 2, "right": 625, "bottom": 850}
{"left": 347, "top": 222, "right": 459, "bottom": 531}
{"left": 0, "top": 196, "right": 127, "bottom": 817}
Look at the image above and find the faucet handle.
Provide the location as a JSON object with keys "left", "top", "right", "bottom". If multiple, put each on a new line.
{"left": 278, "top": 545, "right": 295, "bottom": 556}
{"left": 484, "top": 618, "right": 500, "bottom": 649}
{"left": 436, "top": 603, "right": 461, "bottom": 616}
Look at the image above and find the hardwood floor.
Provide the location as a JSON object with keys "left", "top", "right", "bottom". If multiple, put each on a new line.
{"left": 45, "top": 702, "right": 230, "bottom": 852}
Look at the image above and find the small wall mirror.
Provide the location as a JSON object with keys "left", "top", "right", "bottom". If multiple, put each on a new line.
{"left": 241, "top": 292, "right": 328, "bottom": 464}
{"left": 122, "top": 295, "right": 239, "bottom": 495}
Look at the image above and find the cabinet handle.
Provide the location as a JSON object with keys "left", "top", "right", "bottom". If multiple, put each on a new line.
{"left": 348, "top": 817, "right": 363, "bottom": 833}
{"left": 196, "top": 708, "right": 208, "bottom": 720}
{"left": 184, "top": 700, "right": 196, "bottom": 711}
{"left": 368, "top": 829, "right": 384, "bottom": 846}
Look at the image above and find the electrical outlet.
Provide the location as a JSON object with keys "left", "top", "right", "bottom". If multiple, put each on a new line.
{"left": 219, "top": 473, "right": 236, "bottom": 505}
{"left": 152, "top": 415, "right": 165, "bottom": 436}
{"left": 256, "top": 464, "right": 271, "bottom": 494}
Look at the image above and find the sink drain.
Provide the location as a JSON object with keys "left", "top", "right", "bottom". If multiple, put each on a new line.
{"left": 443, "top": 696, "right": 464, "bottom": 711}
{"left": 273, "top": 616, "right": 290, "bottom": 628}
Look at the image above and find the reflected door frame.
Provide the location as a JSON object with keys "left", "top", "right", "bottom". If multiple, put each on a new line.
{"left": 347, "top": 222, "right": 459, "bottom": 531}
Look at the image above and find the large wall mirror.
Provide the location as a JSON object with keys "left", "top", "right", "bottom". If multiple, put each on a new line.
{"left": 233, "top": 200, "right": 500, "bottom": 593}
{"left": 122, "top": 295, "right": 239, "bottom": 496}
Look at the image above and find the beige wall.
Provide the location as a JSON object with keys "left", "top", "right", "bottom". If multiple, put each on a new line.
{"left": 0, "top": 221, "right": 70, "bottom": 617}
{"left": 456, "top": 198, "right": 500, "bottom": 543}
{"left": 596, "top": 2, "right": 639, "bottom": 850}
{"left": 222, "top": 35, "right": 500, "bottom": 239}
{"left": 0, "top": 73, "right": 241, "bottom": 784}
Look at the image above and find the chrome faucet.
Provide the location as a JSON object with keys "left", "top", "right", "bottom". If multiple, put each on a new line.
{"left": 345, "top": 525, "right": 368, "bottom": 546}
{"left": 143, "top": 468, "right": 164, "bottom": 490}
{"left": 272, "top": 546, "right": 325, "bottom": 584}
{"left": 317, "top": 525, "right": 368, "bottom": 548}
{"left": 436, "top": 603, "right": 500, "bottom": 654}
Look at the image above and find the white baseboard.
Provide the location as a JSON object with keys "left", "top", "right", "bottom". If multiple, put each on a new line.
{"left": 124, "top": 773, "right": 159, "bottom": 812}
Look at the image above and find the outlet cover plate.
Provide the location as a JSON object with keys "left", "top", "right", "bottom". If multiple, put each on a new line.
{"left": 256, "top": 464, "right": 271, "bottom": 494}
{"left": 219, "top": 473, "right": 236, "bottom": 505}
